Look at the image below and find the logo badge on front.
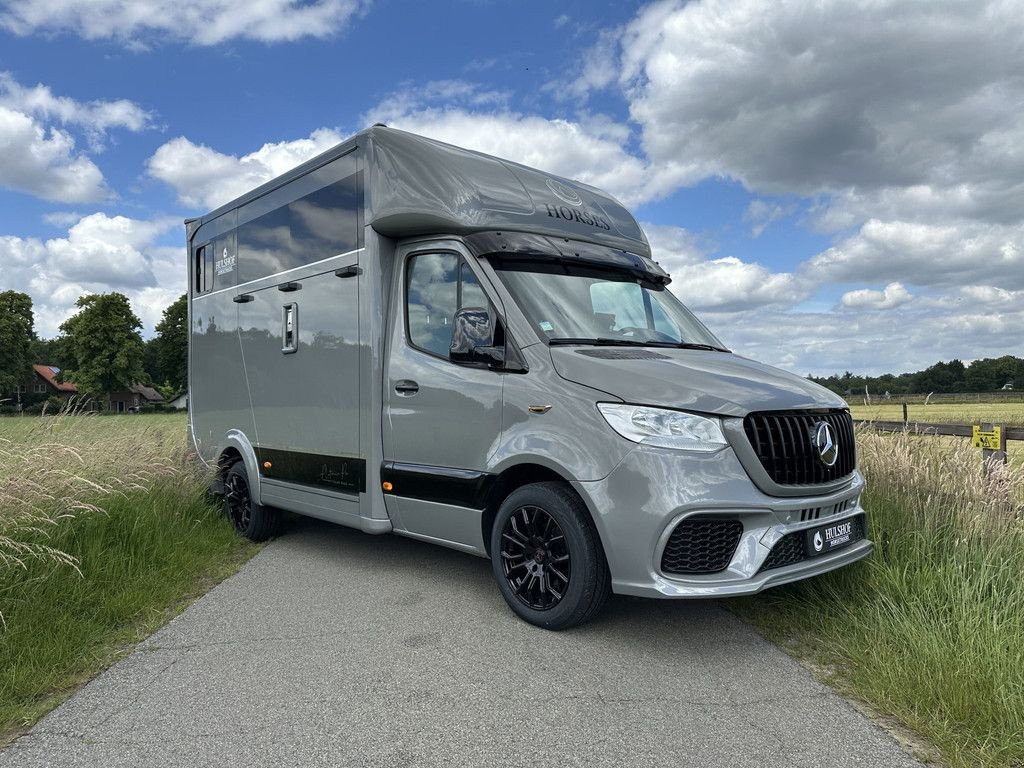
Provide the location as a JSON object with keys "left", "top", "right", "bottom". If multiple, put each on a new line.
{"left": 813, "top": 531, "right": 823, "bottom": 552}
{"left": 813, "top": 422, "right": 839, "bottom": 467}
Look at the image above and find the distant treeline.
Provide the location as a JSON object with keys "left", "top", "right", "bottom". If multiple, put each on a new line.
{"left": 810, "top": 355, "right": 1022, "bottom": 396}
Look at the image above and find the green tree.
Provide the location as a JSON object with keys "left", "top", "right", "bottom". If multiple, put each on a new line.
{"left": 0, "top": 291, "right": 35, "bottom": 395}
{"left": 59, "top": 293, "right": 145, "bottom": 397}
{"left": 151, "top": 294, "right": 188, "bottom": 393}
{"left": 30, "top": 335, "right": 73, "bottom": 370}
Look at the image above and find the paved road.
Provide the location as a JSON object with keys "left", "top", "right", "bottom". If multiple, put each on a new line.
{"left": 2, "top": 518, "right": 921, "bottom": 767}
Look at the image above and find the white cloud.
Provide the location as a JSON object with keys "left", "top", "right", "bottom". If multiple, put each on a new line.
{"left": 617, "top": 0, "right": 1024, "bottom": 226}
{"left": 840, "top": 282, "right": 912, "bottom": 311}
{"left": 147, "top": 129, "right": 345, "bottom": 210}
{"left": 670, "top": 257, "right": 808, "bottom": 312}
{"left": 642, "top": 222, "right": 706, "bottom": 273}
{"left": 703, "top": 297, "right": 1024, "bottom": 378}
{"left": 0, "top": 0, "right": 368, "bottom": 46}
{"left": 744, "top": 200, "right": 794, "bottom": 238}
{"left": 808, "top": 219, "right": 1024, "bottom": 290}
{"left": 557, "top": 27, "right": 622, "bottom": 100}
{"left": 643, "top": 222, "right": 809, "bottom": 311}
{"left": 0, "top": 72, "right": 153, "bottom": 151}
{"left": 0, "top": 75, "right": 154, "bottom": 202}
{"left": 0, "top": 106, "right": 107, "bottom": 202}
{"left": 0, "top": 214, "right": 181, "bottom": 338}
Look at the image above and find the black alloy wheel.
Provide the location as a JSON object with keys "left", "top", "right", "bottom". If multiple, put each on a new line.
{"left": 224, "top": 468, "right": 252, "bottom": 533}
{"left": 499, "top": 505, "right": 572, "bottom": 610}
{"left": 223, "top": 461, "right": 282, "bottom": 542}
{"left": 490, "top": 482, "right": 610, "bottom": 630}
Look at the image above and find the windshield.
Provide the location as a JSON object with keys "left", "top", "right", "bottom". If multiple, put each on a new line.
{"left": 491, "top": 259, "right": 728, "bottom": 350}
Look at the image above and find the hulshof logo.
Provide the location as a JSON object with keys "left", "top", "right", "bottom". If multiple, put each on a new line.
{"left": 813, "top": 422, "right": 839, "bottom": 467}
{"left": 813, "top": 531, "right": 823, "bottom": 552}
{"left": 215, "top": 248, "right": 236, "bottom": 276}
{"left": 546, "top": 178, "right": 583, "bottom": 206}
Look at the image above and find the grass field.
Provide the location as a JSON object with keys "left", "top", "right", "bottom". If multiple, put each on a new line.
{"left": 850, "top": 402, "right": 1024, "bottom": 427}
{"left": 3, "top": 404, "right": 1023, "bottom": 764}
{"left": 738, "top": 425, "right": 1024, "bottom": 768}
{"left": 0, "top": 413, "right": 258, "bottom": 741}
{"left": 849, "top": 402, "right": 1024, "bottom": 469}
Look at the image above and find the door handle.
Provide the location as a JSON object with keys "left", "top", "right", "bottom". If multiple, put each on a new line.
{"left": 394, "top": 380, "right": 419, "bottom": 395}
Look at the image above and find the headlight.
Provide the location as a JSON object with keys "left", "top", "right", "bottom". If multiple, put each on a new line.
{"left": 597, "top": 403, "right": 728, "bottom": 452}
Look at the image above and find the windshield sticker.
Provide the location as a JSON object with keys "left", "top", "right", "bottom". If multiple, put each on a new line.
{"left": 539, "top": 321, "right": 554, "bottom": 332}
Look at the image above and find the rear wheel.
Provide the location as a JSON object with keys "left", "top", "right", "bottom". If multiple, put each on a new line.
{"left": 490, "top": 482, "right": 610, "bottom": 630}
{"left": 223, "top": 461, "right": 281, "bottom": 542}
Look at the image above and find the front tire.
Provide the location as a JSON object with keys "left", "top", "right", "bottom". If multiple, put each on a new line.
{"left": 490, "top": 482, "right": 610, "bottom": 630}
{"left": 223, "top": 461, "right": 281, "bottom": 542}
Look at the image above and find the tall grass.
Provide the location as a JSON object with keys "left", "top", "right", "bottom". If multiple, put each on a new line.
{"left": 739, "top": 429, "right": 1024, "bottom": 767}
{"left": 0, "top": 413, "right": 257, "bottom": 739}
{"left": 0, "top": 414, "right": 181, "bottom": 595}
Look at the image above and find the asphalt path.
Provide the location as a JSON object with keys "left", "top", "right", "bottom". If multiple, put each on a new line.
{"left": 1, "top": 517, "right": 922, "bottom": 767}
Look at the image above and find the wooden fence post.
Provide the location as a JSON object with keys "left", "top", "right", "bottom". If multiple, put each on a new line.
{"left": 902, "top": 402, "right": 908, "bottom": 425}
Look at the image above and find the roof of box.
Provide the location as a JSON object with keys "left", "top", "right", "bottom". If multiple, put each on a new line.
{"left": 189, "top": 126, "right": 653, "bottom": 261}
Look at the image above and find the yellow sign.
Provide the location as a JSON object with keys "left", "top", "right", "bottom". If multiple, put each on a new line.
{"left": 972, "top": 425, "right": 1001, "bottom": 450}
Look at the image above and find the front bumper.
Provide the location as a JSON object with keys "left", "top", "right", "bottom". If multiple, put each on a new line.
{"left": 573, "top": 443, "right": 872, "bottom": 599}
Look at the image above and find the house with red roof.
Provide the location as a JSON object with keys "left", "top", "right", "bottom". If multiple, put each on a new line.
{"left": 6, "top": 365, "right": 164, "bottom": 413}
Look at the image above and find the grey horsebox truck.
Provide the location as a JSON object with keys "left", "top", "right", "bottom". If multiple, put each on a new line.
{"left": 186, "top": 125, "right": 871, "bottom": 630}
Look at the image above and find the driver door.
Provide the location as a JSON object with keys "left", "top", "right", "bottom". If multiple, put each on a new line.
{"left": 382, "top": 243, "right": 504, "bottom": 551}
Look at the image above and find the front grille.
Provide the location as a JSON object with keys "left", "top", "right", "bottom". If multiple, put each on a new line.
{"left": 743, "top": 409, "right": 856, "bottom": 486}
{"left": 661, "top": 519, "right": 743, "bottom": 575}
{"left": 759, "top": 515, "right": 866, "bottom": 573}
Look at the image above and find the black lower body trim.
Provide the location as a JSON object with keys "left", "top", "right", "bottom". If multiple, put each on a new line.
{"left": 381, "top": 461, "right": 495, "bottom": 508}
{"left": 256, "top": 447, "right": 366, "bottom": 494}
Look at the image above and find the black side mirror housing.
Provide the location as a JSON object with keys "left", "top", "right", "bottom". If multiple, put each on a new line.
{"left": 449, "top": 307, "right": 505, "bottom": 366}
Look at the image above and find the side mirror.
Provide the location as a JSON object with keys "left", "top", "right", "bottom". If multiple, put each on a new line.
{"left": 450, "top": 307, "right": 505, "bottom": 366}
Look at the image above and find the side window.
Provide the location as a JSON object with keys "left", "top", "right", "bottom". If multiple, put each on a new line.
{"left": 407, "top": 253, "right": 459, "bottom": 357}
{"left": 406, "top": 254, "right": 493, "bottom": 358}
{"left": 194, "top": 245, "right": 209, "bottom": 295}
{"left": 204, "top": 246, "right": 215, "bottom": 292}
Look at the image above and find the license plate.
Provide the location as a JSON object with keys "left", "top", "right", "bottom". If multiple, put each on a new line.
{"left": 805, "top": 518, "right": 858, "bottom": 557}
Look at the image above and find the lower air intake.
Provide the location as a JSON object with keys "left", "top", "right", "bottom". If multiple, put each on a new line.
{"left": 661, "top": 519, "right": 743, "bottom": 575}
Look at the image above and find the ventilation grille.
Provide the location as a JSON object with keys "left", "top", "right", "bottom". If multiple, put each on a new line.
{"left": 797, "top": 497, "right": 857, "bottom": 523}
{"left": 576, "top": 349, "right": 669, "bottom": 360}
{"left": 743, "top": 410, "right": 856, "bottom": 486}
{"left": 661, "top": 519, "right": 743, "bottom": 575}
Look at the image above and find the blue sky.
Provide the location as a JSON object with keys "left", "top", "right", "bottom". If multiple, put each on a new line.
{"left": 1, "top": 0, "right": 1022, "bottom": 376}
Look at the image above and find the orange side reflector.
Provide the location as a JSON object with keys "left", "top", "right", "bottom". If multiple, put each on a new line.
{"left": 263, "top": 461, "right": 272, "bottom": 470}
{"left": 382, "top": 481, "right": 393, "bottom": 492}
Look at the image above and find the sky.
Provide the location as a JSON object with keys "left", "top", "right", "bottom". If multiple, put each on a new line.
{"left": 1, "top": 0, "right": 1022, "bottom": 377}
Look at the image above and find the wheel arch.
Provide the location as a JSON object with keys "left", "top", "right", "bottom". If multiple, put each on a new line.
{"left": 216, "top": 429, "right": 262, "bottom": 504}
{"left": 481, "top": 461, "right": 610, "bottom": 563}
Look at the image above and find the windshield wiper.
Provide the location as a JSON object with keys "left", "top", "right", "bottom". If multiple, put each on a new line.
{"left": 667, "top": 342, "right": 730, "bottom": 352}
{"left": 548, "top": 337, "right": 652, "bottom": 347}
